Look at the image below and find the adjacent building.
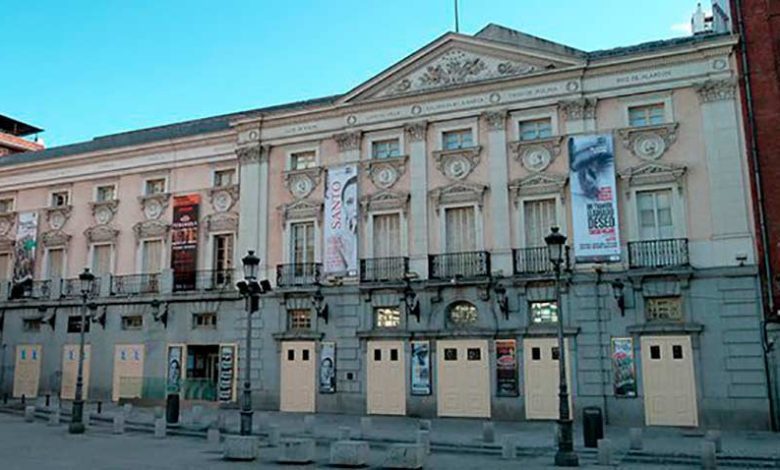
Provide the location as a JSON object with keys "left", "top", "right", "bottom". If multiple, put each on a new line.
{"left": 0, "top": 114, "right": 44, "bottom": 157}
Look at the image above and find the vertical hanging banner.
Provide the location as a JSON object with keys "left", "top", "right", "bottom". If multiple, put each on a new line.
{"left": 324, "top": 164, "right": 358, "bottom": 277}
{"left": 495, "top": 340, "right": 519, "bottom": 397}
{"left": 171, "top": 195, "right": 200, "bottom": 291}
{"left": 569, "top": 135, "right": 621, "bottom": 263}
{"left": 611, "top": 337, "right": 637, "bottom": 397}
{"left": 13, "top": 212, "right": 38, "bottom": 285}
{"left": 319, "top": 342, "right": 336, "bottom": 393}
{"left": 167, "top": 345, "right": 183, "bottom": 395}
{"left": 410, "top": 341, "right": 431, "bottom": 395}
{"left": 218, "top": 344, "right": 236, "bottom": 403}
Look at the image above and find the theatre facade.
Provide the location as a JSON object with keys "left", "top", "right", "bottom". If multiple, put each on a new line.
{"left": 0, "top": 24, "right": 770, "bottom": 429}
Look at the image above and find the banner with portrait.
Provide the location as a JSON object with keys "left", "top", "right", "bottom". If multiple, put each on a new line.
{"left": 13, "top": 211, "right": 38, "bottom": 285}
{"left": 218, "top": 344, "right": 236, "bottom": 403}
{"left": 167, "top": 345, "right": 183, "bottom": 395}
{"left": 171, "top": 195, "right": 200, "bottom": 291}
{"left": 319, "top": 342, "right": 336, "bottom": 393}
{"left": 324, "top": 164, "right": 358, "bottom": 277}
{"left": 569, "top": 135, "right": 621, "bottom": 263}
{"left": 495, "top": 340, "right": 519, "bottom": 397}
{"left": 410, "top": 341, "right": 431, "bottom": 395}
{"left": 611, "top": 337, "right": 637, "bottom": 397}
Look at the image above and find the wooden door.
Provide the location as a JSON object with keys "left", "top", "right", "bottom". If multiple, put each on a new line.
{"left": 367, "top": 340, "right": 406, "bottom": 415}
{"left": 641, "top": 335, "right": 698, "bottom": 427}
{"left": 280, "top": 341, "right": 316, "bottom": 413}
{"left": 436, "top": 339, "right": 490, "bottom": 418}
{"left": 524, "top": 338, "right": 572, "bottom": 420}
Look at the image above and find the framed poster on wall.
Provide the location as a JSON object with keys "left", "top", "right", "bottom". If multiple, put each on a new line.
{"left": 167, "top": 344, "right": 185, "bottom": 395}
{"left": 495, "top": 339, "right": 519, "bottom": 397}
{"left": 611, "top": 337, "right": 637, "bottom": 397}
{"left": 319, "top": 342, "right": 336, "bottom": 393}
{"left": 218, "top": 344, "right": 237, "bottom": 403}
{"left": 410, "top": 341, "right": 431, "bottom": 395}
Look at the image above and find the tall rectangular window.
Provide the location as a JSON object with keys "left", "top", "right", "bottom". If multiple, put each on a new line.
{"left": 519, "top": 118, "right": 553, "bottom": 141}
{"left": 445, "top": 206, "right": 476, "bottom": 252}
{"left": 628, "top": 103, "right": 665, "bottom": 127}
{"left": 213, "top": 169, "right": 236, "bottom": 187}
{"left": 637, "top": 189, "right": 674, "bottom": 240}
{"left": 144, "top": 178, "right": 166, "bottom": 195}
{"left": 371, "top": 138, "right": 401, "bottom": 159}
{"left": 51, "top": 191, "right": 69, "bottom": 207}
{"left": 290, "top": 151, "right": 316, "bottom": 170}
{"left": 524, "top": 199, "right": 557, "bottom": 247}
{"left": 46, "top": 248, "right": 65, "bottom": 279}
{"left": 0, "top": 252, "right": 10, "bottom": 280}
{"left": 290, "top": 222, "right": 315, "bottom": 265}
{"left": 92, "top": 244, "right": 112, "bottom": 275}
{"left": 141, "top": 240, "right": 163, "bottom": 273}
{"left": 95, "top": 185, "right": 115, "bottom": 202}
{"left": 442, "top": 129, "right": 474, "bottom": 150}
{"left": 373, "top": 213, "right": 401, "bottom": 258}
{"left": 288, "top": 309, "right": 312, "bottom": 330}
{"left": 213, "top": 234, "right": 234, "bottom": 273}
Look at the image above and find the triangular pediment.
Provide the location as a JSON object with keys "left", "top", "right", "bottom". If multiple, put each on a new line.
{"left": 340, "top": 32, "right": 583, "bottom": 103}
{"left": 509, "top": 173, "right": 568, "bottom": 198}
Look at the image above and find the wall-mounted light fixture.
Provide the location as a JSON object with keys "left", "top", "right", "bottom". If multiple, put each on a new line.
{"left": 312, "top": 286, "right": 329, "bottom": 324}
{"left": 403, "top": 272, "right": 420, "bottom": 322}
{"left": 494, "top": 283, "right": 509, "bottom": 319}
{"left": 611, "top": 279, "right": 625, "bottom": 316}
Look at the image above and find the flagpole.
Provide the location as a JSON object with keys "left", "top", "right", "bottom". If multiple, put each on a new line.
{"left": 454, "top": 0, "right": 460, "bottom": 33}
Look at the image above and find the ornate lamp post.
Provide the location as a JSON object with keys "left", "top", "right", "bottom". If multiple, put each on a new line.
{"left": 69, "top": 268, "right": 95, "bottom": 434}
{"left": 545, "top": 227, "right": 578, "bottom": 467}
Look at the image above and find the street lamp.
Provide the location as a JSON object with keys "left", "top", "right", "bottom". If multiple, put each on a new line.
{"left": 611, "top": 279, "right": 626, "bottom": 316}
{"left": 545, "top": 227, "right": 578, "bottom": 467}
{"left": 69, "top": 267, "right": 95, "bottom": 434}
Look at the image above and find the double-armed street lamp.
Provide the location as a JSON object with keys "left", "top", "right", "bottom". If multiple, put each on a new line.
{"left": 68, "top": 267, "right": 95, "bottom": 434}
{"left": 545, "top": 226, "right": 579, "bottom": 467}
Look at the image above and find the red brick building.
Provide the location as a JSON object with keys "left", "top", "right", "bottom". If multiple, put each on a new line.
{"left": 0, "top": 114, "right": 44, "bottom": 156}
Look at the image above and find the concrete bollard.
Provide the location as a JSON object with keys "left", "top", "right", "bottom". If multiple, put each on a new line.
{"left": 217, "top": 412, "right": 227, "bottom": 432}
{"left": 416, "top": 429, "right": 431, "bottom": 455}
{"left": 303, "top": 415, "right": 315, "bottom": 435}
{"left": 48, "top": 408, "right": 60, "bottom": 426}
{"left": 418, "top": 419, "right": 431, "bottom": 431}
{"left": 223, "top": 435, "right": 258, "bottom": 461}
{"left": 154, "top": 406, "right": 164, "bottom": 420}
{"left": 268, "top": 424, "right": 280, "bottom": 447}
{"left": 360, "top": 417, "right": 372, "bottom": 438}
{"left": 278, "top": 438, "right": 315, "bottom": 464}
{"left": 122, "top": 403, "right": 132, "bottom": 416}
{"left": 701, "top": 441, "right": 717, "bottom": 470}
{"left": 330, "top": 440, "right": 370, "bottom": 467}
{"left": 191, "top": 405, "right": 203, "bottom": 426}
{"left": 629, "top": 428, "right": 643, "bottom": 450}
{"left": 207, "top": 427, "right": 221, "bottom": 449}
{"left": 705, "top": 430, "right": 722, "bottom": 453}
{"left": 501, "top": 435, "right": 517, "bottom": 460}
{"left": 597, "top": 438, "right": 613, "bottom": 466}
{"left": 482, "top": 421, "right": 495, "bottom": 443}
{"left": 154, "top": 418, "right": 167, "bottom": 438}
{"left": 338, "top": 426, "right": 352, "bottom": 441}
{"left": 24, "top": 406, "right": 35, "bottom": 422}
{"left": 113, "top": 414, "right": 125, "bottom": 434}
{"left": 383, "top": 443, "right": 427, "bottom": 469}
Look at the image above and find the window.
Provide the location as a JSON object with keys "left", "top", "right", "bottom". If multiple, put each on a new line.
{"left": 288, "top": 309, "right": 312, "bottom": 330}
{"left": 375, "top": 307, "right": 401, "bottom": 328}
{"left": 467, "top": 348, "right": 481, "bottom": 361}
{"left": 290, "top": 221, "right": 315, "bottom": 265}
{"left": 530, "top": 301, "right": 559, "bottom": 324}
{"left": 121, "top": 315, "right": 143, "bottom": 330}
{"left": 672, "top": 345, "right": 683, "bottom": 360}
{"left": 23, "top": 318, "right": 41, "bottom": 332}
{"left": 287, "top": 349, "right": 295, "bottom": 361}
{"left": 91, "top": 244, "right": 112, "bottom": 275}
{"left": 141, "top": 240, "right": 163, "bottom": 273}
{"left": 192, "top": 313, "right": 217, "bottom": 329}
{"left": 302, "top": 349, "right": 310, "bottom": 361}
{"left": 524, "top": 199, "right": 557, "bottom": 247}
{"left": 445, "top": 206, "right": 476, "bottom": 252}
{"left": 628, "top": 103, "right": 665, "bottom": 127}
{"left": 650, "top": 345, "right": 661, "bottom": 360}
{"left": 444, "top": 348, "right": 458, "bottom": 361}
{"left": 519, "top": 118, "right": 553, "bottom": 141}
{"left": 551, "top": 347, "right": 560, "bottom": 361}
{"left": 390, "top": 349, "right": 399, "bottom": 361}
{"left": 67, "top": 316, "right": 90, "bottom": 333}
{"left": 290, "top": 151, "right": 316, "bottom": 170}
{"left": 51, "top": 191, "right": 69, "bottom": 207}
{"left": 637, "top": 189, "right": 674, "bottom": 240}
{"left": 448, "top": 301, "right": 478, "bottom": 326}
{"left": 0, "top": 198, "right": 13, "bottom": 213}
{"left": 0, "top": 252, "right": 10, "bottom": 280}
{"left": 373, "top": 213, "right": 401, "bottom": 258}
{"left": 531, "top": 347, "right": 541, "bottom": 360}
{"left": 371, "top": 138, "right": 401, "bottom": 159}
{"left": 213, "top": 234, "right": 234, "bottom": 273}
{"left": 214, "top": 169, "right": 236, "bottom": 187}
{"left": 46, "top": 248, "right": 65, "bottom": 279}
{"left": 144, "top": 178, "right": 166, "bottom": 195}
{"left": 645, "top": 296, "right": 683, "bottom": 322}
{"left": 374, "top": 349, "right": 382, "bottom": 361}
{"left": 442, "top": 129, "right": 474, "bottom": 150}
{"left": 95, "top": 185, "right": 115, "bottom": 202}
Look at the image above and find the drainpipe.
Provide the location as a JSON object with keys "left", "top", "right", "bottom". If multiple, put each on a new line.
{"left": 733, "top": 0, "right": 778, "bottom": 431}
{"left": 594, "top": 268, "right": 609, "bottom": 424}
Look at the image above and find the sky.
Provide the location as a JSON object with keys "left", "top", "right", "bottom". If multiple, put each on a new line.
{"left": 0, "top": 0, "right": 707, "bottom": 148}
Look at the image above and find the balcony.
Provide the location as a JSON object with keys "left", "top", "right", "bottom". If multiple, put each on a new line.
{"left": 61, "top": 277, "right": 102, "bottom": 298}
{"left": 111, "top": 273, "right": 160, "bottom": 295}
{"left": 360, "top": 257, "right": 409, "bottom": 283}
{"left": 628, "top": 238, "right": 689, "bottom": 269}
{"left": 173, "top": 269, "right": 237, "bottom": 292}
{"left": 429, "top": 251, "right": 491, "bottom": 281}
{"left": 276, "top": 263, "right": 322, "bottom": 288}
{"left": 8, "top": 280, "right": 51, "bottom": 300}
{"left": 513, "top": 246, "right": 571, "bottom": 275}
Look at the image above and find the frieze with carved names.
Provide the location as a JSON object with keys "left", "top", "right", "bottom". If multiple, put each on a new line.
{"left": 559, "top": 98, "right": 597, "bottom": 121}
{"left": 138, "top": 193, "right": 170, "bottom": 220}
{"left": 334, "top": 131, "right": 362, "bottom": 152}
{"left": 284, "top": 167, "right": 323, "bottom": 200}
{"left": 509, "top": 136, "right": 563, "bottom": 173}
{"left": 363, "top": 155, "right": 408, "bottom": 190}
{"left": 209, "top": 185, "right": 239, "bottom": 213}
{"left": 90, "top": 200, "right": 119, "bottom": 225}
{"left": 618, "top": 123, "right": 679, "bottom": 162}
{"left": 695, "top": 78, "right": 737, "bottom": 103}
{"left": 430, "top": 181, "right": 488, "bottom": 208}
{"left": 509, "top": 173, "right": 568, "bottom": 202}
{"left": 433, "top": 146, "right": 482, "bottom": 181}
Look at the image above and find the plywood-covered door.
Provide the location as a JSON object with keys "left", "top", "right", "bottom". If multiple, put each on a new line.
{"left": 436, "top": 339, "right": 490, "bottom": 418}
{"left": 367, "top": 340, "right": 406, "bottom": 415}
{"left": 280, "top": 341, "right": 315, "bottom": 413}
{"left": 641, "top": 335, "right": 698, "bottom": 427}
{"left": 524, "top": 338, "right": 572, "bottom": 420}
{"left": 13, "top": 344, "right": 42, "bottom": 398}
{"left": 112, "top": 344, "right": 145, "bottom": 402}
{"left": 61, "top": 344, "right": 91, "bottom": 400}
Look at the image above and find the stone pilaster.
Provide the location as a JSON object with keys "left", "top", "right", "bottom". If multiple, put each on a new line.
{"left": 237, "top": 144, "right": 270, "bottom": 277}
{"left": 334, "top": 131, "right": 362, "bottom": 164}
{"left": 560, "top": 98, "right": 597, "bottom": 134}
{"left": 405, "top": 121, "right": 429, "bottom": 278}
{"left": 482, "top": 110, "right": 512, "bottom": 275}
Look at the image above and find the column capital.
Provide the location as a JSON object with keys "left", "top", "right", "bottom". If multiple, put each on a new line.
{"left": 334, "top": 131, "right": 362, "bottom": 152}
{"left": 482, "top": 110, "right": 508, "bottom": 131}
{"left": 695, "top": 78, "right": 737, "bottom": 103}
{"left": 404, "top": 121, "right": 429, "bottom": 142}
{"left": 236, "top": 144, "right": 270, "bottom": 165}
{"left": 559, "top": 98, "right": 597, "bottom": 121}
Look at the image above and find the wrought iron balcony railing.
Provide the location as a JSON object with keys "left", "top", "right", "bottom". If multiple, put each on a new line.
{"left": 360, "top": 257, "right": 409, "bottom": 283}
{"left": 61, "top": 277, "right": 102, "bottom": 298}
{"left": 429, "top": 251, "right": 491, "bottom": 280}
{"left": 111, "top": 273, "right": 160, "bottom": 295}
{"left": 173, "top": 269, "right": 237, "bottom": 292}
{"left": 513, "top": 246, "right": 571, "bottom": 275}
{"left": 276, "top": 263, "right": 322, "bottom": 288}
{"left": 628, "top": 238, "right": 689, "bottom": 269}
{"left": 8, "top": 279, "right": 51, "bottom": 300}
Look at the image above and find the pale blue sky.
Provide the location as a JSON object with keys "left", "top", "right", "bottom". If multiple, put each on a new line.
{"left": 1, "top": 0, "right": 704, "bottom": 147}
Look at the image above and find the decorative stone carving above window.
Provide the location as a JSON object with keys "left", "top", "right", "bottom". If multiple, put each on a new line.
{"left": 618, "top": 123, "right": 679, "bottom": 161}
{"left": 279, "top": 199, "right": 323, "bottom": 223}
{"left": 404, "top": 121, "right": 428, "bottom": 142}
{"left": 84, "top": 225, "right": 119, "bottom": 243}
{"left": 619, "top": 162, "right": 687, "bottom": 192}
{"left": 205, "top": 212, "right": 239, "bottom": 232}
{"left": 360, "top": 191, "right": 410, "bottom": 216}
{"left": 509, "top": 136, "right": 563, "bottom": 173}
{"left": 90, "top": 200, "right": 119, "bottom": 225}
{"left": 284, "top": 167, "right": 323, "bottom": 200}
{"left": 236, "top": 144, "right": 269, "bottom": 165}
{"left": 209, "top": 185, "right": 239, "bottom": 212}
{"left": 433, "top": 146, "right": 482, "bottom": 181}
{"left": 41, "top": 230, "right": 71, "bottom": 248}
{"left": 334, "top": 131, "right": 362, "bottom": 152}
{"left": 482, "top": 110, "right": 507, "bottom": 131}
{"left": 139, "top": 193, "right": 170, "bottom": 220}
{"left": 0, "top": 212, "right": 16, "bottom": 240}
{"left": 430, "top": 182, "right": 488, "bottom": 208}
{"left": 695, "top": 78, "right": 737, "bottom": 103}
{"left": 509, "top": 173, "right": 568, "bottom": 203}
{"left": 559, "top": 98, "right": 597, "bottom": 121}
{"left": 364, "top": 155, "right": 408, "bottom": 190}
{"left": 133, "top": 219, "right": 169, "bottom": 239}
{"left": 45, "top": 206, "right": 72, "bottom": 231}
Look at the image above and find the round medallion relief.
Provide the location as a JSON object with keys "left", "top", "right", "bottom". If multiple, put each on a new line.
{"left": 95, "top": 206, "right": 113, "bottom": 225}
{"left": 521, "top": 146, "right": 552, "bottom": 172}
{"left": 212, "top": 190, "right": 234, "bottom": 212}
{"left": 444, "top": 156, "right": 472, "bottom": 180}
{"left": 289, "top": 175, "right": 313, "bottom": 199}
{"left": 633, "top": 133, "right": 666, "bottom": 161}
{"left": 49, "top": 211, "right": 66, "bottom": 230}
{"left": 373, "top": 165, "right": 398, "bottom": 188}
{"left": 143, "top": 199, "right": 164, "bottom": 220}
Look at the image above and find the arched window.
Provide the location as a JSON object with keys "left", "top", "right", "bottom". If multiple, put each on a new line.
{"left": 448, "top": 301, "right": 478, "bottom": 327}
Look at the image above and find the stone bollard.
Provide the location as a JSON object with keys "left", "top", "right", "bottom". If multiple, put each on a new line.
{"left": 154, "top": 406, "right": 164, "bottom": 420}
{"left": 122, "top": 403, "right": 132, "bottom": 416}
{"left": 278, "top": 438, "right": 315, "bottom": 464}
{"left": 223, "top": 435, "right": 258, "bottom": 461}
{"left": 24, "top": 406, "right": 35, "bottom": 423}
{"left": 701, "top": 441, "right": 717, "bottom": 470}
{"left": 416, "top": 429, "right": 431, "bottom": 455}
{"left": 191, "top": 405, "right": 204, "bottom": 426}
{"left": 598, "top": 438, "right": 613, "bottom": 466}
{"left": 383, "top": 443, "right": 427, "bottom": 469}
{"left": 330, "top": 440, "right": 370, "bottom": 467}
{"left": 360, "top": 417, "right": 372, "bottom": 438}
{"left": 338, "top": 426, "right": 352, "bottom": 440}
{"left": 48, "top": 408, "right": 60, "bottom": 426}
{"left": 303, "top": 415, "right": 315, "bottom": 435}
{"left": 268, "top": 424, "right": 281, "bottom": 447}
{"left": 501, "top": 435, "right": 517, "bottom": 460}
{"left": 217, "top": 412, "right": 227, "bottom": 432}
{"left": 418, "top": 419, "right": 431, "bottom": 431}
{"left": 113, "top": 414, "right": 125, "bottom": 434}
{"left": 629, "top": 428, "right": 643, "bottom": 450}
{"left": 482, "top": 421, "right": 495, "bottom": 443}
{"left": 207, "top": 427, "right": 221, "bottom": 449}
{"left": 154, "top": 418, "right": 167, "bottom": 438}
{"left": 705, "top": 430, "right": 722, "bottom": 453}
